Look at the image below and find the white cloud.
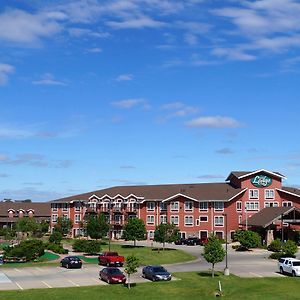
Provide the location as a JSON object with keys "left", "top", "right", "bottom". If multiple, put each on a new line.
{"left": 115, "top": 73, "right": 133, "bottom": 81}
{"left": 0, "top": 63, "right": 14, "bottom": 85}
{"left": 0, "top": 125, "right": 35, "bottom": 139}
{"left": 86, "top": 47, "right": 102, "bottom": 53}
{"left": 186, "top": 116, "right": 242, "bottom": 128}
{"left": 112, "top": 98, "right": 149, "bottom": 109}
{"left": 0, "top": 9, "right": 62, "bottom": 45}
{"left": 215, "top": 147, "right": 235, "bottom": 155}
{"left": 212, "top": 47, "right": 256, "bottom": 61}
{"left": 32, "top": 73, "right": 68, "bottom": 86}
{"left": 107, "top": 16, "right": 165, "bottom": 29}
{"left": 162, "top": 101, "right": 199, "bottom": 117}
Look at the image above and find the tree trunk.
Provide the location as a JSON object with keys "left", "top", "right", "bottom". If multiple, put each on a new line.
{"left": 127, "top": 274, "right": 131, "bottom": 289}
{"left": 212, "top": 263, "right": 215, "bottom": 278}
{"left": 134, "top": 239, "right": 136, "bottom": 247}
{"left": 163, "top": 241, "right": 165, "bottom": 251}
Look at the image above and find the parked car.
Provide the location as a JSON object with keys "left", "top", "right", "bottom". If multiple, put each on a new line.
{"left": 99, "top": 267, "right": 126, "bottom": 284}
{"left": 174, "top": 238, "right": 186, "bottom": 245}
{"left": 98, "top": 251, "right": 125, "bottom": 267}
{"left": 185, "top": 237, "right": 201, "bottom": 246}
{"left": 278, "top": 257, "right": 300, "bottom": 277}
{"left": 142, "top": 265, "right": 172, "bottom": 281}
{"left": 60, "top": 256, "right": 82, "bottom": 269}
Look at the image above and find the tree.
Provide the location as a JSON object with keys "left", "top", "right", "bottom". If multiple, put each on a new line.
{"left": 39, "top": 220, "right": 49, "bottom": 234}
{"left": 124, "top": 255, "right": 139, "bottom": 289}
{"left": 154, "top": 223, "right": 180, "bottom": 250}
{"left": 283, "top": 240, "right": 298, "bottom": 257}
{"left": 84, "top": 240, "right": 102, "bottom": 255}
{"left": 86, "top": 214, "right": 109, "bottom": 240}
{"left": 235, "top": 230, "right": 261, "bottom": 250}
{"left": 16, "top": 217, "right": 38, "bottom": 237}
{"left": 55, "top": 217, "right": 73, "bottom": 236}
{"left": 203, "top": 235, "right": 225, "bottom": 278}
{"left": 122, "top": 218, "right": 146, "bottom": 246}
{"left": 49, "top": 230, "right": 63, "bottom": 244}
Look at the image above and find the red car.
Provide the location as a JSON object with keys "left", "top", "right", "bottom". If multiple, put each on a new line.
{"left": 99, "top": 267, "right": 126, "bottom": 284}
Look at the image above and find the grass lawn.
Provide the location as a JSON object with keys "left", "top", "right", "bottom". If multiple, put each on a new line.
{"left": 79, "top": 243, "right": 196, "bottom": 265}
{"left": 0, "top": 272, "right": 299, "bottom": 300}
{"left": 35, "top": 251, "right": 60, "bottom": 262}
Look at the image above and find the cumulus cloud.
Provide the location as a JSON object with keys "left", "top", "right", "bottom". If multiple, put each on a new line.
{"left": 186, "top": 116, "right": 242, "bottom": 128}
{"left": 0, "top": 63, "right": 15, "bottom": 85}
{"left": 161, "top": 101, "right": 199, "bottom": 118}
{"left": 32, "top": 73, "right": 68, "bottom": 86}
{"left": 112, "top": 98, "right": 149, "bottom": 109}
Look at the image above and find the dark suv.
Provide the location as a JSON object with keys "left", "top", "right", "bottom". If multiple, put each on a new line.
{"left": 185, "top": 237, "right": 201, "bottom": 246}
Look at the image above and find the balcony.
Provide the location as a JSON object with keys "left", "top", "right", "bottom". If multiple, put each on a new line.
{"left": 111, "top": 219, "right": 124, "bottom": 226}
{"left": 85, "top": 207, "right": 97, "bottom": 214}
{"left": 112, "top": 206, "right": 123, "bottom": 213}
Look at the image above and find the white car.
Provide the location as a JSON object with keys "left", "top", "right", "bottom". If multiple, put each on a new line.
{"left": 278, "top": 257, "right": 300, "bottom": 277}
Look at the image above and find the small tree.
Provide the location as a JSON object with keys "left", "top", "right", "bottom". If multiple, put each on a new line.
{"left": 85, "top": 240, "right": 102, "bottom": 255}
{"left": 49, "top": 231, "right": 63, "bottom": 244}
{"left": 16, "top": 217, "right": 38, "bottom": 238}
{"left": 122, "top": 218, "right": 146, "bottom": 247}
{"left": 283, "top": 240, "right": 298, "bottom": 257}
{"left": 86, "top": 214, "right": 109, "bottom": 240}
{"left": 236, "top": 230, "right": 261, "bottom": 250}
{"left": 124, "top": 255, "right": 139, "bottom": 289}
{"left": 154, "top": 223, "right": 180, "bottom": 250}
{"left": 55, "top": 217, "right": 73, "bottom": 236}
{"left": 203, "top": 235, "right": 225, "bottom": 278}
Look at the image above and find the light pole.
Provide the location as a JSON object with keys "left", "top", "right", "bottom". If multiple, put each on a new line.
{"left": 223, "top": 213, "right": 230, "bottom": 276}
{"left": 108, "top": 200, "right": 112, "bottom": 251}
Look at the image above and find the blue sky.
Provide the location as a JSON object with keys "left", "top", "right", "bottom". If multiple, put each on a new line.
{"left": 1, "top": 0, "right": 300, "bottom": 201}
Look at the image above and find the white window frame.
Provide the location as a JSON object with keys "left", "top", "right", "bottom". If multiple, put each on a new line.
{"left": 199, "top": 230, "right": 208, "bottom": 239}
{"left": 199, "top": 215, "right": 208, "bottom": 222}
{"left": 160, "top": 202, "right": 167, "bottom": 211}
{"left": 184, "top": 201, "right": 194, "bottom": 212}
{"left": 238, "top": 215, "right": 242, "bottom": 224}
{"left": 62, "top": 203, "right": 69, "bottom": 212}
{"left": 146, "top": 201, "right": 155, "bottom": 211}
{"left": 52, "top": 214, "right": 58, "bottom": 223}
{"left": 160, "top": 215, "right": 167, "bottom": 224}
{"left": 146, "top": 215, "right": 155, "bottom": 225}
{"left": 249, "top": 189, "right": 259, "bottom": 200}
{"left": 199, "top": 202, "right": 208, "bottom": 212}
{"left": 170, "top": 215, "right": 179, "bottom": 225}
{"left": 245, "top": 202, "right": 259, "bottom": 211}
{"left": 170, "top": 201, "right": 179, "bottom": 212}
{"left": 264, "top": 202, "right": 279, "bottom": 208}
{"left": 282, "top": 201, "right": 293, "bottom": 207}
{"left": 214, "top": 201, "right": 224, "bottom": 212}
{"left": 184, "top": 215, "right": 194, "bottom": 226}
{"left": 265, "top": 189, "right": 275, "bottom": 200}
{"left": 52, "top": 203, "right": 58, "bottom": 212}
{"left": 236, "top": 201, "right": 242, "bottom": 212}
{"left": 214, "top": 216, "right": 224, "bottom": 227}
{"left": 148, "top": 230, "right": 154, "bottom": 239}
{"left": 75, "top": 214, "right": 81, "bottom": 224}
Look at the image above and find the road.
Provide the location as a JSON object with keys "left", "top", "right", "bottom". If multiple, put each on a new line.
{"left": 1, "top": 242, "right": 298, "bottom": 290}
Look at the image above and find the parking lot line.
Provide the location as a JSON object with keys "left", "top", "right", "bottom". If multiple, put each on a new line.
{"left": 249, "top": 272, "right": 263, "bottom": 277}
{"left": 15, "top": 282, "right": 23, "bottom": 290}
{"left": 42, "top": 281, "right": 52, "bottom": 288}
{"left": 36, "top": 267, "right": 43, "bottom": 271}
{"left": 91, "top": 278, "right": 100, "bottom": 284}
{"left": 14, "top": 268, "right": 21, "bottom": 273}
{"left": 68, "top": 279, "right": 80, "bottom": 287}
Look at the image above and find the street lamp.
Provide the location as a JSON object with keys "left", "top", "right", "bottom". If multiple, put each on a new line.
{"left": 108, "top": 200, "right": 112, "bottom": 251}
{"left": 223, "top": 213, "right": 230, "bottom": 276}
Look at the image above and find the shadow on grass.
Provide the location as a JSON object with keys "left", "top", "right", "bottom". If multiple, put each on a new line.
{"left": 122, "top": 283, "right": 137, "bottom": 289}
{"left": 196, "top": 271, "right": 221, "bottom": 277}
{"left": 121, "top": 245, "right": 145, "bottom": 249}
{"left": 151, "top": 248, "right": 176, "bottom": 252}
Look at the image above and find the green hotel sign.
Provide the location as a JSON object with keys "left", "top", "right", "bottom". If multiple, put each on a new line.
{"left": 251, "top": 175, "right": 272, "bottom": 188}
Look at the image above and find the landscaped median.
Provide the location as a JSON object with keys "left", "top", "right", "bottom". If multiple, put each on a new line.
{"left": 0, "top": 272, "right": 299, "bottom": 300}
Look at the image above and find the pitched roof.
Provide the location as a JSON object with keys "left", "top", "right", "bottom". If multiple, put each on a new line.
{"left": 241, "top": 207, "right": 300, "bottom": 228}
{"left": 51, "top": 182, "right": 244, "bottom": 203}
{"left": 226, "top": 169, "right": 286, "bottom": 181}
{"left": 0, "top": 202, "right": 50, "bottom": 217}
{"left": 280, "top": 187, "right": 300, "bottom": 197}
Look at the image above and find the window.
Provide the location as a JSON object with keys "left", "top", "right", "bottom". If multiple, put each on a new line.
{"left": 52, "top": 203, "right": 58, "bottom": 211}
{"left": 63, "top": 214, "right": 68, "bottom": 219}
{"left": 170, "top": 201, "right": 179, "bottom": 212}
{"left": 147, "top": 215, "right": 155, "bottom": 225}
{"left": 214, "top": 216, "right": 224, "bottom": 227}
{"left": 282, "top": 201, "right": 293, "bottom": 207}
{"left": 265, "top": 189, "right": 275, "bottom": 199}
{"left": 75, "top": 214, "right": 81, "bottom": 223}
{"left": 160, "top": 202, "right": 167, "bottom": 211}
{"left": 160, "top": 215, "right": 167, "bottom": 224}
{"left": 52, "top": 214, "right": 58, "bottom": 222}
{"left": 214, "top": 202, "right": 224, "bottom": 212}
{"left": 147, "top": 202, "right": 155, "bottom": 211}
{"left": 170, "top": 215, "right": 179, "bottom": 225}
{"left": 249, "top": 189, "right": 259, "bottom": 199}
{"left": 215, "top": 231, "right": 224, "bottom": 239}
{"left": 184, "top": 201, "right": 193, "bottom": 212}
{"left": 199, "top": 202, "right": 208, "bottom": 211}
{"left": 199, "top": 216, "right": 208, "bottom": 222}
{"left": 238, "top": 215, "right": 242, "bottom": 224}
{"left": 236, "top": 201, "right": 242, "bottom": 212}
{"left": 148, "top": 230, "right": 154, "bottom": 239}
{"left": 245, "top": 202, "right": 259, "bottom": 211}
{"left": 264, "top": 202, "right": 279, "bottom": 208}
{"left": 75, "top": 203, "right": 81, "bottom": 212}
{"left": 62, "top": 203, "right": 69, "bottom": 211}
{"left": 184, "top": 216, "right": 193, "bottom": 226}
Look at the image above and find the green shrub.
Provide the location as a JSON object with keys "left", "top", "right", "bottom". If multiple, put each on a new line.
{"left": 269, "top": 252, "right": 285, "bottom": 260}
{"left": 45, "top": 242, "right": 68, "bottom": 254}
{"left": 283, "top": 240, "right": 298, "bottom": 257}
{"left": 49, "top": 231, "right": 63, "bottom": 244}
{"left": 235, "top": 230, "right": 261, "bottom": 250}
{"left": 4, "top": 239, "right": 45, "bottom": 261}
{"left": 267, "top": 239, "right": 283, "bottom": 252}
{"left": 73, "top": 239, "right": 87, "bottom": 252}
{"left": 73, "top": 239, "right": 101, "bottom": 254}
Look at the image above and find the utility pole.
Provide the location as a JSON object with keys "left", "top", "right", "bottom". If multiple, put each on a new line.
{"left": 223, "top": 213, "right": 229, "bottom": 276}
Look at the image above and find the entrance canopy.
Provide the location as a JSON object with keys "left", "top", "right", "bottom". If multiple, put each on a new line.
{"left": 241, "top": 207, "right": 300, "bottom": 228}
